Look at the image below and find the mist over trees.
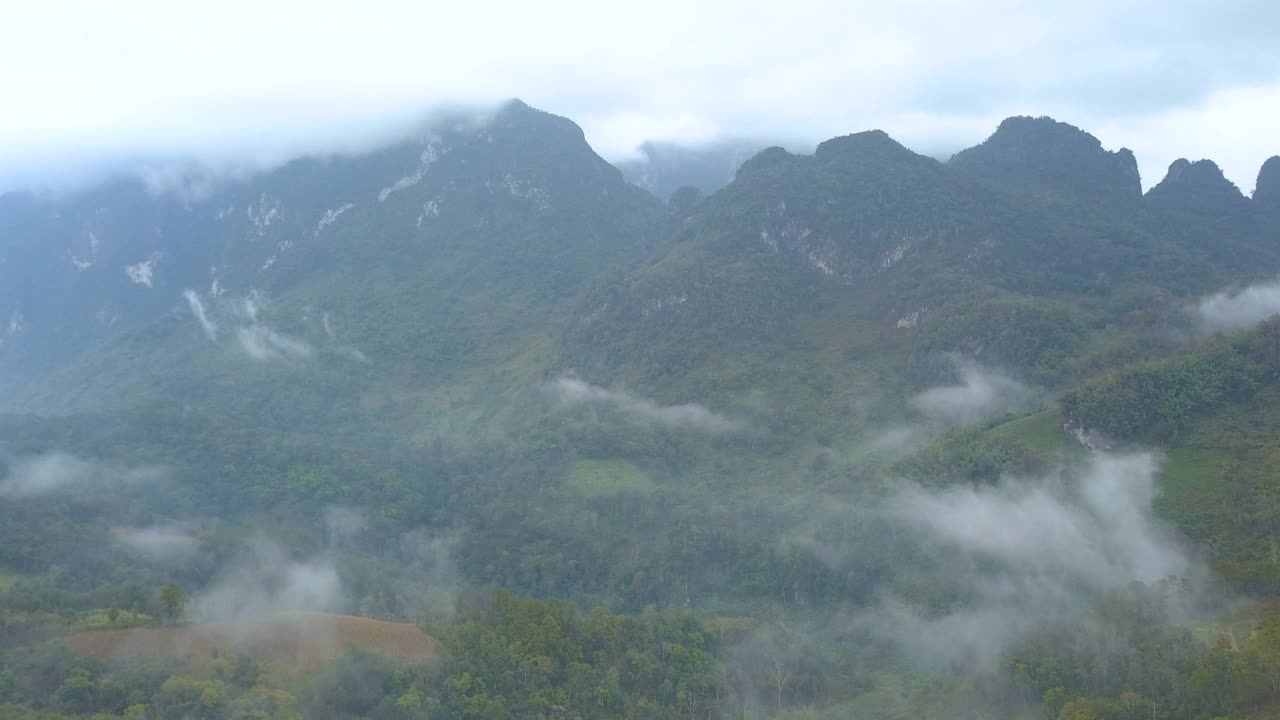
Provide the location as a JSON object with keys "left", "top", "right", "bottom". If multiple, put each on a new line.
{"left": 2, "top": 98, "right": 1280, "bottom": 720}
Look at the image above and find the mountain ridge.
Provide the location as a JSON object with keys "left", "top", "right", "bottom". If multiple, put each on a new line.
{"left": 3, "top": 104, "right": 1278, "bottom": 442}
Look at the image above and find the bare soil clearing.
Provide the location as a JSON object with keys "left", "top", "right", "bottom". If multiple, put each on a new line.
{"left": 65, "top": 612, "right": 437, "bottom": 673}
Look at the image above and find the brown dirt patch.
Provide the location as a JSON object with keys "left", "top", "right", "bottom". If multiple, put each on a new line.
{"left": 65, "top": 612, "right": 437, "bottom": 674}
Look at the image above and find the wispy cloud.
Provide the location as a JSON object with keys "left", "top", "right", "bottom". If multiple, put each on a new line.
{"left": 323, "top": 507, "right": 368, "bottom": 542}
{"left": 236, "top": 324, "right": 314, "bottom": 362}
{"left": 550, "top": 375, "right": 744, "bottom": 433}
{"left": 186, "top": 291, "right": 362, "bottom": 363}
{"left": 113, "top": 523, "right": 199, "bottom": 560}
{"left": 0, "top": 451, "right": 165, "bottom": 498}
{"left": 1196, "top": 278, "right": 1280, "bottom": 332}
{"left": 910, "top": 360, "right": 1034, "bottom": 425}
{"left": 319, "top": 312, "right": 371, "bottom": 363}
{"left": 182, "top": 289, "right": 218, "bottom": 341}
{"left": 862, "top": 452, "right": 1198, "bottom": 666}
{"left": 190, "top": 535, "right": 343, "bottom": 622}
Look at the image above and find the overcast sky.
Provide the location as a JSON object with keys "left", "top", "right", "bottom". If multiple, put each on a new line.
{"left": 3, "top": 1, "right": 1279, "bottom": 193}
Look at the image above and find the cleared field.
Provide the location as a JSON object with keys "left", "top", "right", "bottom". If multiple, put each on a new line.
{"left": 984, "top": 407, "right": 1071, "bottom": 454}
{"left": 569, "top": 458, "right": 653, "bottom": 497}
{"left": 65, "top": 612, "right": 436, "bottom": 674}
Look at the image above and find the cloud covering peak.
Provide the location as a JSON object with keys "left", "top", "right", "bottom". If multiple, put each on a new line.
{"left": 1, "top": 2, "right": 1278, "bottom": 192}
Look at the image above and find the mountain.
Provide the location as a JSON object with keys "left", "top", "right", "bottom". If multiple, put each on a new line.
{"left": 948, "top": 115, "right": 1142, "bottom": 203}
{"left": 563, "top": 120, "right": 1280, "bottom": 445}
{"left": 0, "top": 100, "right": 665, "bottom": 430}
{"left": 1256, "top": 155, "right": 1280, "bottom": 209}
{"left": 6, "top": 103, "right": 1280, "bottom": 720}
{"left": 1146, "top": 158, "right": 1251, "bottom": 216}
{"left": 9, "top": 106, "right": 1272, "bottom": 442}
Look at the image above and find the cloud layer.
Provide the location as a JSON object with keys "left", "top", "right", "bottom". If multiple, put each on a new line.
{"left": 2, "top": 2, "right": 1278, "bottom": 192}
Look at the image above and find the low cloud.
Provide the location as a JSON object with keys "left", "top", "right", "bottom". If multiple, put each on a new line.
{"left": 190, "top": 535, "right": 344, "bottom": 623}
{"left": 0, "top": 451, "right": 165, "bottom": 498}
{"left": 236, "top": 324, "right": 314, "bottom": 362}
{"left": 230, "top": 293, "right": 314, "bottom": 361}
{"left": 333, "top": 346, "right": 372, "bottom": 363}
{"left": 182, "top": 289, "right": 218, "bottom": 341}
{"left": 182, "top": 291, "right": 359, "bottom": 363}
{"left": 137, "top": 162, "right": 224, "bottom": 204}
{"left": 863, "top": 452, "right": 1198, "bottom": 666}
{"left": 910, "top": 360, "right": 1034, "bottom": 425}
{"left": 550, "top": 375, "right": 744, "bottom": 433}
{"left": 392, "top": 530, "right": 462, "bottom": 620}
{"left": 317, "top": 312, "right": 371, "bottom": 363}
{"left": 113, "top": 523, "right": 199, "bottom": 559}
{"left": 324, "top": 507, "right": 368, "bottom": 542}
{"left": 1196, "top": 279, "right": 1280, "bottom": 332}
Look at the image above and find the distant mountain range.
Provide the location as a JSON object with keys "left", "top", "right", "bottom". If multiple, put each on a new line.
{"left": 1, "top": 102, "right": 1277, "bottom": 447}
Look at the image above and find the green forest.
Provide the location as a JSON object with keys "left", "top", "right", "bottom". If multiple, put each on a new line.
{"left": 2, "top": 100, "right": 1280, "bottom": 719}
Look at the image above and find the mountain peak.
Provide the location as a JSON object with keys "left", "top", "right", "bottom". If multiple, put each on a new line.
{"left": 948, "top": 115, "right": 1141, "bottom": 201}
{"left": 1255, "top": 156, "right": 1280, "bottom": 207}
{"left": 734, "top": 146, "right": 795, "bottom": 180}
{"left": 813, "top": 129, "right": 914, "bottom": 163}
{"left": 1147, "top": 158, "right": 1247, "bottom": 213}
{"left": 489, "top": 99, "right": 587, "bottom": 145}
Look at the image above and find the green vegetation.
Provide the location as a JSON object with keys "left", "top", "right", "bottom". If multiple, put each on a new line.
{"left": 568, "top": 459, "right": 654, "bottom": 497}
{"left": 1156, "top": 447, "right": 1233, "bottom": 534}
{"left": 0, "top": 571, "right": 23, "bottom": 593}
{"left": 1062, "top": 319, "right": 1280, "bottom": 442}
{"left": 985, "top": 407, "right": 1072, "bottom": 454}
{"left": 3, "top": 103, "right": 1280, "bottom": 719}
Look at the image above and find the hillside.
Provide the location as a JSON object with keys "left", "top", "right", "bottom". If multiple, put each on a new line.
{"left": 0, "top": 101, "right": 665, "bottom": 439}
{"left": 4, "top": 102, "right": 1280, "bottom": 720}
{"left": 562, "top": 118, "right": 1280, "bottom": 447}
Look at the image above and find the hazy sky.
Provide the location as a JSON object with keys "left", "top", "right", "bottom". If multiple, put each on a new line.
{"left": 3, "top": 1, "right": 1279, "bottom": 192}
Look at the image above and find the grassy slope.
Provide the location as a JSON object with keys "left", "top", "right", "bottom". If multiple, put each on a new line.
{"left": 963, "top": 378, "right": 1280, "bottom": 593}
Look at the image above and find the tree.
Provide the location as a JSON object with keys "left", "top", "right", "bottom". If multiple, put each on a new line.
{"left": 161, "top": 583, "right": 187, "bottom": 623}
